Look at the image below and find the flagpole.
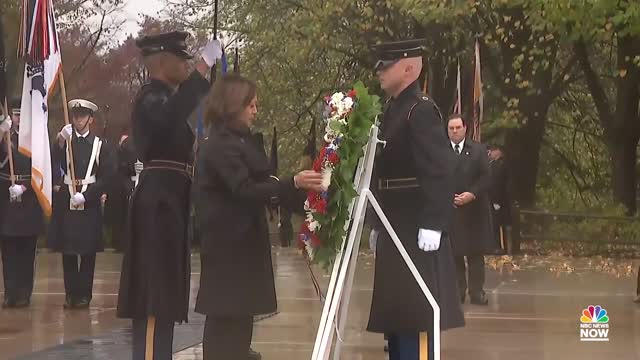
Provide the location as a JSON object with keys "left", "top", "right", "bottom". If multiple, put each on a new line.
{"left": 58, "top": 70, "right": 77, "bottom": 194}
{"left": 2, "top": 99, "right": 15, "bottom": 186}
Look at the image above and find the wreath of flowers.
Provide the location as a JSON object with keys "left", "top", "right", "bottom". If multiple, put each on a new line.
{"left": 298, "top": 81, "right": 381, "bottom": 267}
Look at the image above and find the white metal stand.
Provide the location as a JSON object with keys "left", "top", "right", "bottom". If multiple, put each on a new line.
{"left": 311, "top": 125, "right": 441, "bottom": 360}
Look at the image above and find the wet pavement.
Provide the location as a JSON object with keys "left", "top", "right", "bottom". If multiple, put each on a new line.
{"left": 1, "top": 248, "right": 639, "bottom": 359}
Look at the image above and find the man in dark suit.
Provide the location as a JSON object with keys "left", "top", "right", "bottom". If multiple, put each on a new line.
{"left": 447, "top": 114, "right": 495, "bottom": 306}
{"left": 488, "top": 145, "right": 512, "bottom": 254}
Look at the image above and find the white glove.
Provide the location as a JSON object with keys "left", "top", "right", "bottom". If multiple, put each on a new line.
{"left": 134, "top": 160, "right": 144, "bottom": 174}
{"left": 60, "top": 124, "right": 73, "bottom": 141}
{"left": 417, "top": 229, "right": 442, "bottom": 252}
{"left": 200, "top": 39, "right": 223, "bottom": 67}
{"left": 9, "top": 185, "right": 26, "bottom": 199}
{"left": 369, "top": 229, "right": 379, "bottom": 252}
{"left": 71, "top": 192, "right": 86, "bottom": 207}
{"left": 0, "top": 116, "right": 12, "bottom": 135}
{"left": 493, "top": 203, "right": 501, "bottom": 211}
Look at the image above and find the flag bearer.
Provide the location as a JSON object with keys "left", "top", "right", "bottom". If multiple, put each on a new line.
{"left": 0, "top": 98, "right": 44, "bottom": 308}
{"left": 48, "top": 99, "right": 116, "bottom": 309}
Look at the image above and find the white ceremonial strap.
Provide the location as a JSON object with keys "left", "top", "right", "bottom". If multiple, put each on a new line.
{"left": 81, "top": 138, "right": 102, "bottom": 194}
{"left": 64, "top": 175, "right": 97, "bottom": 186}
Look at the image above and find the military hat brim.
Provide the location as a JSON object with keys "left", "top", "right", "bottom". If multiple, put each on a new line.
{"left": 136, "top": 31, "right": 193, "bottom": 59}
{"left": 372, "top": 39, "right": 426, "bottom": 69}
{"left": 68, "top": 99, "right": 98, "bottom": 113}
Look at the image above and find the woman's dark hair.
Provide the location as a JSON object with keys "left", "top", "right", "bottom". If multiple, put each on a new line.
{"left": 204, "top": 74, "right": 257, "bottom": 129}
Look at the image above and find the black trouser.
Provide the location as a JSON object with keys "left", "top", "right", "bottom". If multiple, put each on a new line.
{"left": 132, "top": 318, "right": 174, "bottom": 360}
{"left": 455, "top": 255, "right": 485, "bottom": 298}
{"left": 62, "top": 254, "right": 96, "bottom": 301}
{"left": 203, "top": 315, "right": 253, "bottom": 360}
{"left": 386, "top": 330, "right": 434, "bottom": 360}
{"left": 1, "top": 235, "right": 38, "bottom": 302}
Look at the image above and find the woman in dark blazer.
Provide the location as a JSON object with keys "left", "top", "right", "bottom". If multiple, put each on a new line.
{"left": 193, "top": 74, "right": 323, "bottom": 360}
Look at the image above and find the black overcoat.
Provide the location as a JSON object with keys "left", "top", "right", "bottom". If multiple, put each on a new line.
{"left": 193, "top": 125, "right": 302, "bottom": 317}
{"left": 47, "top": 133, "right": 116, "bottom": 254}
{"left": 367, "top": 82, "right": 465, "bottom": 333}
{"left": 448, "top": 140, "right": 497, "bottom": 256}
{"left": 117, "top": 72, "right": 209, "bottom": 322}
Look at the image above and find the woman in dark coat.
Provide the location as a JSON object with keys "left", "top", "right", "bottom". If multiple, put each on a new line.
{"left": 193, "top": 74, "right": 323, "bottom": 360}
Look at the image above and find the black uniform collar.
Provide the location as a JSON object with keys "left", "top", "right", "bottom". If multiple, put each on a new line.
{"left": 392, "top": 80, "right": 421, "bottom": 101}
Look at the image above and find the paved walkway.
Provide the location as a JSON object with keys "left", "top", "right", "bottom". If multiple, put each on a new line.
{"left": 1, "top": 248, "right": 639, "bottom": 359}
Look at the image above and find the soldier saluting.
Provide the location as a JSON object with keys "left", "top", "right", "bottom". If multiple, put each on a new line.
{"left": 116, "top": 31, "right": 220, "bottom": 360}
{"left": 0, "top": 98, "right": 44, "bottom": 308}
{"left": 48, "top": 99, "right": 116, "bottom": 309}
{"left": 367, "top": 39, "right": 465, "bottom": 359}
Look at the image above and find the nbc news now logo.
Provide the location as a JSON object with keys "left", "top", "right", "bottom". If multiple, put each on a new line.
{"left": 579, "top": 305, "right": 609, "bottom": 342}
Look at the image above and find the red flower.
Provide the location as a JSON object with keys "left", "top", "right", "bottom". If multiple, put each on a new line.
{"left": 327, "top": 152, "right": 340, "bottom": 165}
{"left": 310, "top": 231, "right": 321, "bottom": 246}
{"left": 312, "top": 158, "right": 323, "bottom": 172}
{"left": 347, "top": 89, "right": 357, "bottom": 99}
{"left": 315, "top": 198, "right": 328, "bottom": 213}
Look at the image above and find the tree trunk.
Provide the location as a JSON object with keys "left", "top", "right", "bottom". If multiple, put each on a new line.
{"left": 608, "top": 135, "right": 638, "bottom": 214}
{"left": 505, "top": 105, "right": 549, "bottom": 209}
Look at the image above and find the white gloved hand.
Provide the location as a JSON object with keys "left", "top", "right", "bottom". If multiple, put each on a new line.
{"left": 9, "top": 185, "right": 26, "bottom": 198}
{"left": 71, "top": 192, "right": 86, "bottom": 207}
{"left": 369, "top": 229, "right": 379, "bottom": 252}
{"left": 0, "top": 116, "right": 12, "bottom": 135}
{"left": 417, "top": 229, "right": 442, "bottom": 252}
{"left": 493, "top": 203, "right": 501, "bottom": 211}
{"left": 60, "top": 124, "right": 73, "bottom": 141}
{"left": 200, "top": 39, "right": 223, "bottom": 67}
{"left": 134, "top": 160, "right": 144, "bottom": 174}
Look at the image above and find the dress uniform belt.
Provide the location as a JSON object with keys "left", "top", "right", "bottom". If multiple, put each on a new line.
{"left": 0, "top": 173, "right": 31, "bottom": 183}
{"left": 64, "top": 175, "right": 97, "bottom": 186}
{"left": 378, "top": 177, "right": 420, "bottom": 190}
{"left": 143, "top": 160, "right": 194, "bottom": 179}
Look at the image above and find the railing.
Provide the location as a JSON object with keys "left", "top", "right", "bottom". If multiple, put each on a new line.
{"left": 509, "top": 205, "right": 640, "bottom": 253}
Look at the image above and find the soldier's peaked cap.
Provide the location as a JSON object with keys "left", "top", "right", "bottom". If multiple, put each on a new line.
{"left": 371, "top": 39, "right": 426, "bottom": 70}
{"left": 135, "top": 31, "right": 193, "bottom": 59}
{"left": 68, "top": 99, "right": 98, "bottom": 114}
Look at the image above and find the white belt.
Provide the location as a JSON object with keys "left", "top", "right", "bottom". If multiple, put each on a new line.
{"left": 64, "top": 175, "right": 96, "bottom": 186}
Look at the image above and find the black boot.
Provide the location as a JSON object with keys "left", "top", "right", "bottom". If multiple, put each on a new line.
{"left": 63, "top": 295, "right": 75, "bottom": 309}
{"left": 2, "top": 298, "right": 16, "bottom": 309}
{"left": 248, "top": 347, "right": 262, "bottom": 360}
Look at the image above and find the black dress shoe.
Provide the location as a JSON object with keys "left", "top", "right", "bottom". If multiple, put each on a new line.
{"left": 13, "top": 299, "right": 30, "bottom": 308}
{"left": 63, "top": 296, "right": 75, "bottom": 309}
{"left": 248, "top": 348, "right": 262, "bottom": 360}
{"left": 634, "top": 295, "right": 640, "bottom": 304}
{"left": 75, "top": 298, "right": 90, "bottom": 309}
{"left": 2, "top": 298, "right": 16, "bottom": 309}
{"left": 470, "top": 293, "right": 489, "bottom": 306}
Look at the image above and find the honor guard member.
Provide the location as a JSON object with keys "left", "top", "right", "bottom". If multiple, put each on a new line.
{"left": 0, "top": 98, "right": 44, "bottom": 308}
{"left": 110, "top": 128, "right": 139, "bottom": 252}
{"left": 116, "top": 31, "right": 220, "bottom": 360}
{"left": 367, "top": 39, "right": 465, "bottom": 359}
{"left": 48, "top": 99, "right": 116, "bottom": 309}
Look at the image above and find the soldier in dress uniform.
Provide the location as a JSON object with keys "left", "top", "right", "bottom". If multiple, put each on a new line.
{"left": 447, "top": 114, "right": 495, "bottom": 305}
{"left": 116, "top": 31, "right": 220, "bottom": 360}
{"left": 48, "top": 99, "right": 116, "bottom": 309}
{"left": 110, "top": 128, "right": 139, "bottom": 252}
{"left": 367, "top": 39, "right": 465, "bottom": 360}
{"left": 0, "top": 98, "right": 44, "bottom": 308}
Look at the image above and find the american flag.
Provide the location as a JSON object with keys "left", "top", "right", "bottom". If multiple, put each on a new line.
{"left": 17, "top": 0, "right": 61, "bottom": 216}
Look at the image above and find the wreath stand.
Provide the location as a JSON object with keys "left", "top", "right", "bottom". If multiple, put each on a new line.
{"left": 311, "top": 125, "right": 441, "bottom": 360}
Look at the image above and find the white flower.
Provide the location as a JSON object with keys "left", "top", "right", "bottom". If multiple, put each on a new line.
{"left": 331, "top": 92, "right": 345, "bottom": 105}
{"left": 343, "top": 97, "right": 354, "bottom": 110}
{"left": 305, "top": 243, "right": 315, "bottom": 260}
{"left": 308, "top": 220, "right": 321, "bottom": 232}
{"left": 321, "top": 167, "right": 332, "bottom": 190}
{"left": 338, "top": 118, "right": 347, "bottom": 125}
